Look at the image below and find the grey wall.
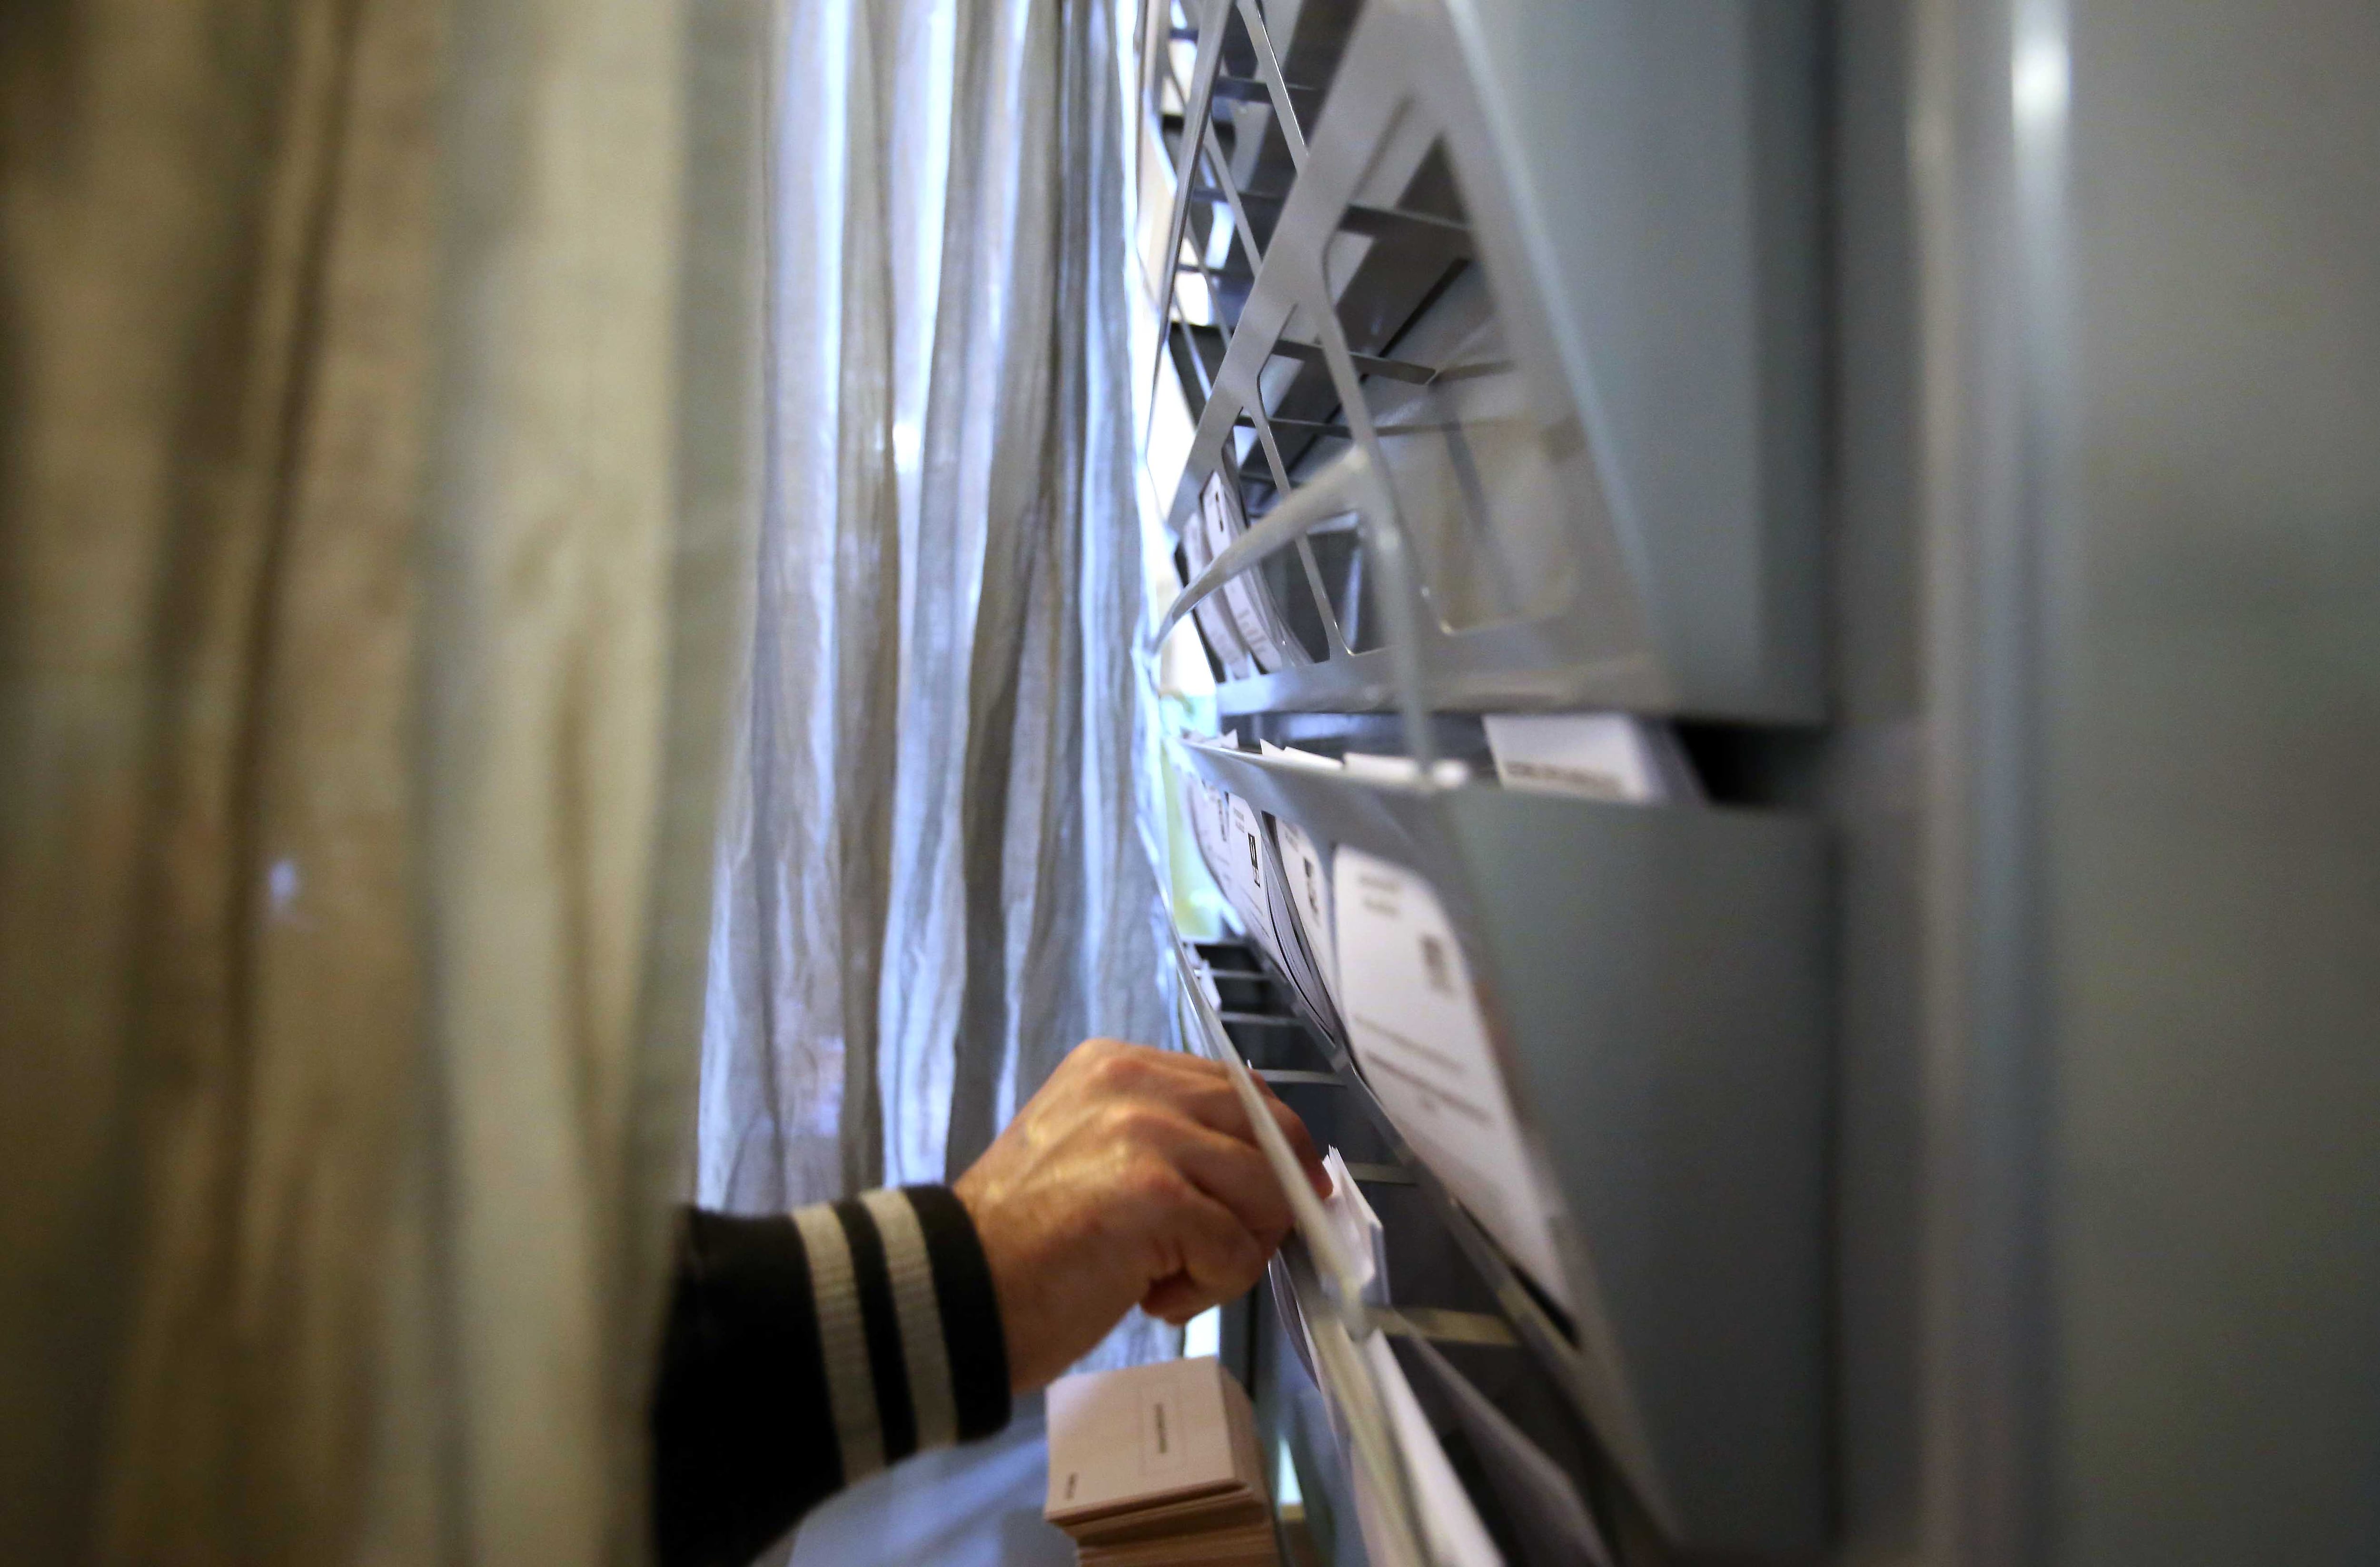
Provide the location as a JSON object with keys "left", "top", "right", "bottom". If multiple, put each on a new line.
{"left": 1907, "top": 0, "right": 2380, "bottom": 1563}
{"left": 2049, "top": 2, "right": 2380, "bottom": 1560}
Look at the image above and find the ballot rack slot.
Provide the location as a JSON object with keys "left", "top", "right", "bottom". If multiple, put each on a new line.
{"left": 1181, "top": 934, "right": 1647, "bottom": 1567}
{"left": 1175, "top": 738, "right": 1832, "bottom": 1557}
{"left": 1194, "top": 912, "right": 1626, "bottom": 1461}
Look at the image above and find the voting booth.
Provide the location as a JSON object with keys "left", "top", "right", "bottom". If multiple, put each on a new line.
{"left": 1132, "top": 0, "right": 1828, "bottom": 1561}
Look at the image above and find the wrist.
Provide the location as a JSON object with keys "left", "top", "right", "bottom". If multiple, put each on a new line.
{"left": 951, "top": 1173, "right": 1040, "bottom": 1394}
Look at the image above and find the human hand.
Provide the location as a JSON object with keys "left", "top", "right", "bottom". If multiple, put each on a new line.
{"left": 951, "top": 1038, "right": 1332, "bottom": 1394}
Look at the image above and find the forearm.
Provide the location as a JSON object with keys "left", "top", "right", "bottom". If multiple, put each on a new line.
{"left": 650, "top": 1188, "right": 1012, "bottom": 1567}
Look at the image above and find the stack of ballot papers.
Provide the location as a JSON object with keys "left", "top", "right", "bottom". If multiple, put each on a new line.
{"left": 1479, "top": 711, "right": 1697, "bottom": 802}
{"left": 1045, "top": 1357, "right": 1279, "bottom": 1567}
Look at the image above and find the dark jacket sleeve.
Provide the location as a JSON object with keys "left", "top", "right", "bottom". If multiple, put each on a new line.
{"left": 651, "top": 1185, "right": 1013, "bottom": 1567}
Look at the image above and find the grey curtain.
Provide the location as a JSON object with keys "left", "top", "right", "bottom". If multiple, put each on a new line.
{"left": 698, "top": 0, "right": 1172, "bottom": 1283}
{"left": 0, "top": 1, "right": 765, "bottom": 1562}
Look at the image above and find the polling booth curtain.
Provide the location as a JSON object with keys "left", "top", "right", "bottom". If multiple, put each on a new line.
{"left": 698, "top": 0, "right": 1173, "bottom": 1285}
{"left": 0, "top": 1, "right": 764, "bottom": 1563}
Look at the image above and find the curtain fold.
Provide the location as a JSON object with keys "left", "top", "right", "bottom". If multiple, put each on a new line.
{"left": 0, "top": 1, "right": 765, "bottom": 1562}
{"left": 0, "top": 3, "right": 448, "bottom": 1559}
{"left": 700, "top": 0, "right": 1171, "bottom": 1270}
{"left": 408, "top": 0, "right": 765, "bottom": 1557}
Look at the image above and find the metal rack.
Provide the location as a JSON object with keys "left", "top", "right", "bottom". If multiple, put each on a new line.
{"left": 1180, "top": 739, "right": 1830, "bottom": 1553}
{"left": 1133, "top": 1, "right": 1831, "bottom": 1562}
{"left": 1139, "top": 0, "right": 1823, "bottom": 726}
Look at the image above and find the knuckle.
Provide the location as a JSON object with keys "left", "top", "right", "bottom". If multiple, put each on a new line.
{"left": 1121, "top": 1156, "right": 1181, "bottom": 1206}
{"left": 1087, "top": 1048, "right": 1146, "bottom": 1094}
{"left": 1104, "top": 1100, "right": 1171, "bottom": 1144}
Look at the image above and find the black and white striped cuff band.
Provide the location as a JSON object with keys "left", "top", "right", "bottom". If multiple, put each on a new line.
{"left": 790, "top": 1185, "right": 1011, "bottom": 1485}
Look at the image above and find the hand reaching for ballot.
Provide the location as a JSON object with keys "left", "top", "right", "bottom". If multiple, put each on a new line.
{"left": 952, "top": 1038, "right": 1333, "bottom": 1394}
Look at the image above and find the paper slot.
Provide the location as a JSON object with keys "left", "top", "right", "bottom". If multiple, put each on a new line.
{"left": 1332, "top": 847, "right": 1573, "bottom": 1311}
{"left": 1170, "top": 938, "right": 1368, "bottom": 1307}
{"left": 1269, "top": 1238, "right": 1435, "bottom": 1567}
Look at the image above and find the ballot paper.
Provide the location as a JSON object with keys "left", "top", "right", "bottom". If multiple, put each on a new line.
{"left": 1196, "top": 775, "right": 1243, "bottom": 918}
{"left": 1245, "top": 820, "right": 1336, "bottom": 1033}
{"left": 1046, "top": 1357, "right": 1279, "bottom": 1567}
{"left": 1180, "top": 498, "right": 1260, "bottom": 682}
{"left": 1353, "top": 1333, "right": 1504, "bottom": 1567}
{"left": 1201, "top": 473, "right": 1300, "bottom": 674}
{"left": 1480, "top": 712, "right": 1697, "bottom": 803}
{"left": 1342, "top": 752, "right": 1472, "bottom": 788}
{"left": 1184, "top": 769, "right": 1260, "bottom": 950}
{"left": 1400, "top": 1339, "right": 1612, "bottom": 1567}
{"left": 1332, "top": 848, "right": 1573, "bottom": 1310}
{"left": 1273, "top": 818, "right": 1342, "bottom": 1018}
{"left": 1320, "top": 1148, "right": 1389, "bottom": 1306}
{"left": 1183, "top": 770, "right": 1240, "bottom": 915}
{"left": 1263, "top": 1152, "right": 1385, "bottom": 1440}
{"left": 1259, "top": 739, "right": 1344, "bottom": 770}
{"left": 1226, "top": 792, "right": 1293, "bottom": 972}
{"left": 1179, "top": 762, "right": 1304, "bottom": 999}
{"left": 1267, "top": 1255, "right": 1317, "bottom": 1386}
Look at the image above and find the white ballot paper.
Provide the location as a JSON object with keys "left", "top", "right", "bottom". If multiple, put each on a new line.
{"left": 1481, "top": 712, "right": 1696, "bottom": 803}
{"left": 1179, "top": 758, "right": 1306, "bottom": 999}
{"left": 1185, "top": 769, "right": 1261, "bottom": 952}
{"left": 1352, "top": 1334, "right": 1504, "bottom": 1567}
{"left": 1259, "top": 739, "right": 1344, "bottom": 770}
{"left": 1192, "top": 773, "right": 1238, "bottom": 911}
{"left": 1180, "top": 497, "right": 1259, "bottom": 682}
{"left": 1269, "top": 1151, "right": 1389, "bottom": 1395}
{"left": 1201, "top": 472, "right": 1298, "bottom": 673}
{"left": 1320, "top": 1148, "right": 1390, "bottom": 1306}
{"left": 1182, "top": 769, "right": 1241, "bottom": 919}
{"left": 1274, "top": 818, "right": 1342, "bottom": 1017}
{"left": 1343, "top": 752, "right": 1472, "bottom": 788}
{"left": 1225, "top": 792, "right": 1292, "bottom": 971}
{"left": 1046, "top": 1356, "right": 1277, "bottom": 1567}
{"left": 1333, "top": 847, "right": 1573, "bottom": 1309}
{"left": 1402, "top": 1338, "right": 1612, "bottom": 1567}
{"left": 1046, "top": 1357, "right": 1257, "bottom": 1518}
